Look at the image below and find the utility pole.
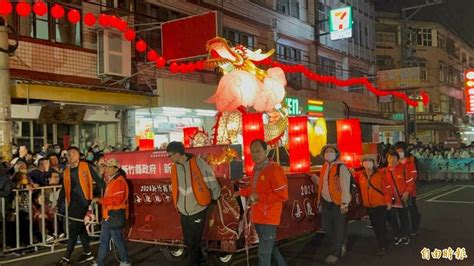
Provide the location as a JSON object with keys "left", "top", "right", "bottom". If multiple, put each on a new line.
{"left": 400, "top": 0, "right": 444, "bottom": 143}
{"left": 0, "top": 18, "right": 11, "bottom": 162}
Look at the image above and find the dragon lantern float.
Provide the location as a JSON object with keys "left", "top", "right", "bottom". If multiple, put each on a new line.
{"left": 205, "top": 37, "right": 289, "bottom": 145}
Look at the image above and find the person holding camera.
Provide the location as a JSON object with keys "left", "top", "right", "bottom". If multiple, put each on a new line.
{"left": 382, "top": 150, "right": 414, "bottom": 246}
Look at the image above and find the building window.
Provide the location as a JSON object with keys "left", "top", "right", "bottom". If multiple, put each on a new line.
{"left": 318, "top": 1, "right": 328, "bottom": 32}
{"left": 376, "top": 32, "right": 395, "bottom": 46}
{"left": 406, "top": 60, "right": 428, "bottom": 81}
{"left": 438, "top": 61, "right": 447, "bottom": 82}
{"left": 440, "top": 95, "right": 449, "bottom": 113}
{"left": 223, "top": 28, "right": 255, "bottom": 50}
{"left": 376, "top": 56, "right": 394, "bottom": 70}
{"left": 415, "top": 28, "right": 432, "bottom": 46}
{"left": 437, "top": 32, "right": 446, "bottom": 51}
{"left": 348, "top": 67, "right": 365, "bottom": 94}
{"left": 276, "top": 44, "right": 302, "bottom": 62}
{"left": 277, "top": 0, "right": 300, "bottom": 19}
{"left": 352, "top": 19, "right": 359, "bottom": 44}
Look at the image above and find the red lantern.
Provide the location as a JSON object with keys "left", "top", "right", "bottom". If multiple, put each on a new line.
{"left": 135, "top": 40, "right": 147, "bottom": 52}
{"left": 147, "top": 50, "right": 158, "bottom": 61}
{"left": 84, "top": 13, "right": 96, "bottom": 27}
{"left": 16, "top": 1, "right": 31, "bottom": 17}
{"left": 242, "top": 112, "right": 264, "bottom": 176}
{"left": 51, "top": 4, "right": 64, "bottom": 19}
{"left": 67, "top": 9, "right": 80, "bottom": 24}
{"left": 98, "top": 13, "right": 110, "bottom": 27}
{"left": 170, "top": 62, "right": 179, "bottom": 73}
{"left": 124, "top": 29, "right": 136, "bottom": 41}
{"left": 195, "top": 60, "right": 205, "bottom": 71}
{"left": 187, "top": 62, "right": 196, "bottom": 72}
{"left": 33, "top": 0, "right": 46, "bottom": 16}
{"left": 139, "top": 139, "right": 154, "bottom": 151}
{"left": 0, "top": 1, "right": 13, "bottom": 16}
{"left": 156, "top": 57, "right": 166, "bottom": 68}
{"left": 288, "top": 116, "right": 310, "bottom": 172}
{"left": 183, "top": 127, "right": 199, "bottom": 148}
{"left": 178, "top": 63, "right": 187, "bottom": 73}
{"left": 109, "top": 15, "right": 120, "bottom": 28}
{"left": 336, "top": 119, "right": 362, "bottom": 168}
{"left": 117, "top": 19, "right": 128, "bottom": 32}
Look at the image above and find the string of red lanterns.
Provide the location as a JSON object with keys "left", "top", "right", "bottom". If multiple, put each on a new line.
{"left": 0, "top": 0, "right": 427, "bottom": 106}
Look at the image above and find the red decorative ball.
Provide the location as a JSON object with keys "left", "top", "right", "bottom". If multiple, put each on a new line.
{"left": 84, "top": 13, "right": 96, "bottom": 27}
{"left": 109, "top": 15, "right": 119, "bottom": 28}
{"left": 170, "top": 62, "right": 179, "bottom": 73}
{"left": 67, "top": 9, "right": 80, "bottom": 24}
{"left": 179, "top": 64, "right": 187, "bottom": 73}
{"left": 124, "top": 29, "right": 136, "bottom": 41}
{"left": 147, "top": 50, "right": 158, "bottom": 61}
{"left": 195, "top": 61, "right": 205, "bottom": 71}
{"left": 98, "top": 14, "right": 110, "bottom": 27}
{"left": 156, "top": 57, "right": 166, "bottom": 68}
{"left": 51, "top": 4, "right": 64, "bottom": 19}
{"left": 135, "top": 40, "right": 147, "bottom": 53}
{"left": 16, "top": 1, "right": 31, "bottom": 17}
{"left": 187, "top": 62, "right": 196, "bottom": 72}
{"left": 33, "top": 0, "right": 47, "bottom": 16}
{"left": 117, "top": 19, "right": 128, "bottom": 32}
{"left": 0, "top": 1, "right": 13, "bottom": 16}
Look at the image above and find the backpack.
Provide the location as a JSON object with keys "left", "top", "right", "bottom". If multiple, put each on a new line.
{"left": 336, "top": 164, "right": 358, "bottom": 194}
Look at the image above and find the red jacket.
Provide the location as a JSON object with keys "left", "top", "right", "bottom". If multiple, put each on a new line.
{"left": 401, "top": 156, "right": 418, "bottom": 196}
{"left": 99, "top": 174, "right": 129, "bottom": 220}
{"left": 355, "top": 170, "right": 386, "bottom": 208}
{"left": 239, "top": 162, "right": 288, "bottom": 225}
{"left": 382, "top": 163, "right": 415, "bottom": 207}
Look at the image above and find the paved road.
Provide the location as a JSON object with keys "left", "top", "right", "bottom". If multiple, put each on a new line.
{"left": 3, "top": 181, "right": 474, "bottom": 266}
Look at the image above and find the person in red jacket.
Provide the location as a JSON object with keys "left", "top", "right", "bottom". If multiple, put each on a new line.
{"left": 355, "top": 156, "right": 387, "bottom": 255}
{"left": 394, "top": 142, "right": 420, "bottom": 236}
{"left": 234, "top": 139, "right": 288, "bottom": 266}
{"left": 93, "top": 158, "right": 130, "bottom": 266}
{"left": 382, "top": 150, "right": 414, "bottom": 246}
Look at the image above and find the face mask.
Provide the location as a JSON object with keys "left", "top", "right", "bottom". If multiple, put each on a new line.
{"left": 87, "top": 155, "right": 94, "bottom": 161}
{"left": 12, "top": 148, "right": 18, "bottom": 154}
{"left": 398, "top": 151, "right": 405, "bottom": 159}
{"left": 363, "top": 161, "right": 374, "bottom": 169}
{"left": 54, "top": 149, "right": 61, "bottom": 154}
{"left": 324, "top": 152, "right": 336, "bottom": 162}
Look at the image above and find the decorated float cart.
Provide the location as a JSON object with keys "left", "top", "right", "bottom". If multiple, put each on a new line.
{"left": 105, "top": 38, "right": 382, "bottom": 264}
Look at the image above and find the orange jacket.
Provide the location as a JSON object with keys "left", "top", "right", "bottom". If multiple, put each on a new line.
{"left": 355, "top": 170, "right": 386, "bottom": 208}
{"left": 171, "top": 157, "right": 212, "bottom": 207}
{"left": 63, "top": 162, "right": 93, "bottom": 207}
{"left": 382, "top": 164, "right": 415, "bottom": 206}
{"left": 401, "top": 156, "right": 418, "bottom": 196}
{"left": 99, "top": 174, "right": 129, "bottom": 220}
{"left": 317, "top": 162, "right": 351, "bottom": 205}
{"left": 239, "top": 162, "right": 288, "bottom": 225}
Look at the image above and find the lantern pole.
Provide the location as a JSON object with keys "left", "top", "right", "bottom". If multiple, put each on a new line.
{"left": 0, "top": 17, "right": 12, "bottom": 162}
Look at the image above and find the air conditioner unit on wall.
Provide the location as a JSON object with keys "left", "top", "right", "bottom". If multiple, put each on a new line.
{"left": 97, "top": 29, "right": 131, "bottom": 78}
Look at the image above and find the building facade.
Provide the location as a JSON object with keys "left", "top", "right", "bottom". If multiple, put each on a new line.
{"left": 375, "top": 11, "right": 473, "bottom": 145}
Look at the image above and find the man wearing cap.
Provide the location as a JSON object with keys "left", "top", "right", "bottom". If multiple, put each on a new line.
{"left": 93, "top": 158, "right": 130, "bottom": 266}
{"left": 166, "top": 141, "right": 221, "bottom": 266}
{"left": 313, "top": 144, "right": 351, "bottom": 264}
{"left": 56, "top": 146, "right": 106, "bottom": 265}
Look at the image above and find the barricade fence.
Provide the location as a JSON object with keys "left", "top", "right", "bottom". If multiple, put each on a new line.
{"left": 0, "top": 186, "right": 101, "bottom": 254}
{"left": 416, "top": 158, "right": 474, "bottom": 181}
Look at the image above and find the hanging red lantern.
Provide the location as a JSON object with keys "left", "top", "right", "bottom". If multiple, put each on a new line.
{"left": 51, "top": 4, "right": 64, "bottom": 19}
{"left": 16, "top": 1, "right": 31, "bottom": 17}
{"left": 84, "top": 13, "right": 96, "bottom": 27}
{"left": 195, "top": 61, "right": 205, "bottom": 71}
{"left": 170, "top": 62, "right": 179, "bottom": 73}
{"left": 156, "top": 57, "right": 166, "bottom": 68}
{"left": 98, "top": 13, "right": 110, "bottom": 27}
{"left": 67, "top": 9, "right": 80, "bottom": 24}
{"left": 242, "top": 112, "right": 264, "bottom": 176}
{"left": 147, "top": 50, "right": 158, "bottom": 61}
{"left": 109, "top": 15, "right": 120, "bottom": 28}
{"left": 135, "top": 40, "right": 147, "bottom": 52}
{"left": 178, "top": 63, "right": 188, "bottom": 73}
{"left": 117, "top": 19, "right": 128, "bottom": 32}
{"left": 124, "top": 29, "right": 136, "bottom": 41}
{"left": 336, "top": 119, "right": 362, "bottom": 168}
{"left": 288, "top": 116, "right": 310, "bottom": 173}
{"left": 183, "top": 127, "right": 199, "bottom": 148}
{"left": 187, "top": 62, "right": 196, "bottom": 72}
{"left": 0, "top": 1, "right": 13, "bottom": 16}
{"left": 33, "top": 0, "right": 46, "bottom": 16}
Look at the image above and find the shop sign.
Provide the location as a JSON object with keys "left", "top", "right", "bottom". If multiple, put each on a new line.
{"left": 38, "top": 107, "right": 86, "bottom": 125}
{"left": 376, "top": 67, "right": 421, "bottom": 90}
{"left": 329, "top": 6, "right": 353, "bottom": 40}
{"left": 391, "top": 113, "right": 404, "bottom": 121}
{"left": 464, "top": 69, "right": 474, "bottom": 114}
{"left": 285, "top": 97, "right": 301, "bottom": 115}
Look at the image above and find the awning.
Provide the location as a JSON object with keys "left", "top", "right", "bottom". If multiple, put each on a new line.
{"left": 416, "top": 122, "right": 459, "bottom": 131}
{"left": 11, "top": 83, "right": 159, "bottom": 108}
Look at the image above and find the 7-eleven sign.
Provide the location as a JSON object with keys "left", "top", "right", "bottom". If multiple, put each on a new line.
{"left": 329, "top": 6, "right": 353, "bottom": 41}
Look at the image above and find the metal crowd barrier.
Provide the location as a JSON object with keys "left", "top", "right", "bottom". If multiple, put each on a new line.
{"left": 417, "top": 158, "right": 474, "bottom": 181}
{"left": 0, "top": 186, "right": 101, "bottom": 254}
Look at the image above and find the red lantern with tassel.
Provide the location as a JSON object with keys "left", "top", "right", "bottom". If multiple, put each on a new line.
{"left": 288, "top": 116, "right": 310, "bottom": 172}
{"left": 16, "top": 1, "right": 31, "bottom": 17}
{"left": 33, "top": 0, "right": 46, "bottom": 16}
{"left": 51, "top": 4, "right": 64, "bottom": 19}
{"left": 242, "top": 112, "right": 264, "bottom": 176}
{"left": 183, "top": 127, "right": 199, "bottom": 148}
{"left": 67, "top": 9, "right": 80, "bottom": 24}
{"left": 336, "top": 119, "right": 362, "bottom": 168}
